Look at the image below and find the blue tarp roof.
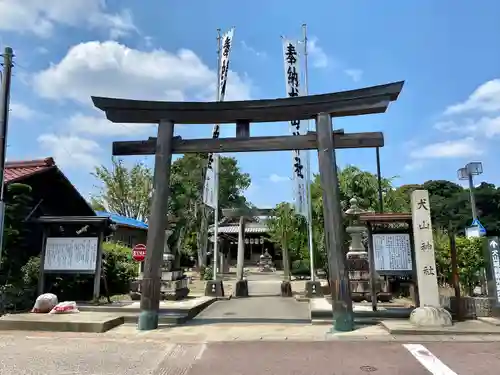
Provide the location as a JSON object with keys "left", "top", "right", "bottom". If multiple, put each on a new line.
{"left": 95, "top": 211, "right": 148, "bottom": 230}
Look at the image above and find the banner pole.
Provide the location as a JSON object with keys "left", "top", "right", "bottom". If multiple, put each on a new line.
{"left": 302, "top": 24, "right": 316, "bottom": 281}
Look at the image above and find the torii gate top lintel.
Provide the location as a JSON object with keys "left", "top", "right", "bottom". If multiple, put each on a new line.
{"left": 92, "top": 80, "right": 404, "bottom": 125}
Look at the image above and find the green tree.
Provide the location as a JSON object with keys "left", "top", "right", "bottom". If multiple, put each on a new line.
{"left": 0, "top": 183, "right": 34, "bottom": 284}
{"left": 91, "top": 155, "right": 251, "bottom": 268}
{"left": 91, "top": 157, "right": 153, "bottom": 222}
{"left": 434, "top": 231, "right": 484, "bottom": 295}
{"left": 267, "top": 202, "right": 305, "bottom": 281}
{"left": 168, "top": 154, "right": 251, "bottom": 267}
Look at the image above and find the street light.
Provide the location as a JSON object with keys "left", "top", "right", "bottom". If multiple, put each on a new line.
{"left": 457, "top": 161, "right": 483, "bottom": 221}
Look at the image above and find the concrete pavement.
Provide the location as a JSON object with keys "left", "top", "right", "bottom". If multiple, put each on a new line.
{"left": 1, "top": 332, "right": 500, "bottom": 374}
{"left": 192, "top": 296, "right": 310, "bottom": 324}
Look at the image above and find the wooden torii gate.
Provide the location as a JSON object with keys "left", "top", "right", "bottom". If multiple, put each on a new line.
{"left": 92, "top": 80, "right": 404, "bottom": 332}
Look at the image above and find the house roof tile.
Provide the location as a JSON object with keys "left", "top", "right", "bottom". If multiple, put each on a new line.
{"left": 4, "top": 157, "right": 56, "bottom": 183}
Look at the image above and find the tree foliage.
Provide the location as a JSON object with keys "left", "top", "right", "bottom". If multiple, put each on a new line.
{"left": 266, "top": 202, "right": 307, "bottom": 280}
{"left": 91, "top": 157, "right": 153, "bottom": 222}
{"left": 92, "top": 154, "right": 251, "bottom": 267}
{"left": 434, "top": 231, "right": 484, "bottom": 295}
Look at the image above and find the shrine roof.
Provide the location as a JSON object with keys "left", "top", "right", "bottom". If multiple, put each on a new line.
{"left": 208, "top": 222, "right": 268, "bottom": 234}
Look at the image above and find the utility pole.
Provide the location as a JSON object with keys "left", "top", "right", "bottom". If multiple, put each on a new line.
{"left": 0, "top": 47, "right": 13, "bottom": 267}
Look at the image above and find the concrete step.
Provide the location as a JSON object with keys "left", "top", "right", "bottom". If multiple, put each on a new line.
{"left": 121, "top": 312, "right": 190, "bottom": 325}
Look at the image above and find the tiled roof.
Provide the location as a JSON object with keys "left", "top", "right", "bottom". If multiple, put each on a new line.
{"left": 4, "top": 157, "right": 56, "bottom": 183}
{"left": 208, "top": 222, "right": 268, "bottom": 234}
{"left": 95, "top": 211, "right": 148, "bottom": 230}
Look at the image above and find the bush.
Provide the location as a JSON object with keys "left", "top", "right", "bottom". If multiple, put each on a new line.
{"left": 7, "top": 241, "right": 139, "bottom": 305}
{"left": 202, "top": 266, "right": 213, "bottom": 281}
{"left": 101, "top": 241, "right": 138, "bottom": 295}
{"left": 291, "top": 259, "right": 310, "bottom": 276}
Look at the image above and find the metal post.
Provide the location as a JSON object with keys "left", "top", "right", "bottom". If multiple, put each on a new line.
{"left": 449, "top": 221, "right": 462, "bottom": 321}
{"left": 376, "top": 147, "right": 384, "bottom": 213}
{"left": 315, "top": 112, "right": 354, "bottom": 331}
{"left": 138, "top": 120, "right": 175, "bottom": 331}
{"left": 302, "top": 23, "right": 316, "bottom": 281}
{"left": 468, "top": 172, "right": 478, "bottom": 221}
{"left": 366, "top": 223, "right": 378, "bottom": 312}
{"left": 212, "top": 28, "right": 222, "bottom": 280}
{"left": 0, "top": 47, "right": 13, "bottom": 267}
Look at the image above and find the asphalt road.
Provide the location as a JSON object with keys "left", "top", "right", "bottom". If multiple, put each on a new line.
{"left": 1, "top": 333, "right": 499, "bottom": 374}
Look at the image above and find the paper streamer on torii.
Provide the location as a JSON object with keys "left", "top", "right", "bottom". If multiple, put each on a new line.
{"left": 203, "top": 28, "right": 235, "bottom": 209}
{"left": 282, "top": 39, "right": 308, "bottom": 217}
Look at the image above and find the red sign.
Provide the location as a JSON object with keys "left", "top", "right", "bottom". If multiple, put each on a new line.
{"left": 132, "top": 244, "right": 147, "bottom": 262}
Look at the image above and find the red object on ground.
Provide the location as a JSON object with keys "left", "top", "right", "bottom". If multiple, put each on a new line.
{"left": 132, "top": 244, "right": 147, "bottom": 262}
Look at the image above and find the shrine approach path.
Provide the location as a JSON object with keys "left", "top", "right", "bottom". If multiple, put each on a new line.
{"left": 192, "top": 272, "right": 310, "bottom": 324}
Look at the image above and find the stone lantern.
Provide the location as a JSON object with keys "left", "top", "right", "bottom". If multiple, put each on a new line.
{"left": 344, "top": 198, "right": 372, "bottom": 302}
{"left": 345, "top": 198, "right": 368, "bottom": 260}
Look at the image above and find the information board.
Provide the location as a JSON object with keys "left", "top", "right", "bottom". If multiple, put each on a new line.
{"left": 373, "top": 233, "right": 413, "bottom": 273}
{"left": 43, "top": 237, "right": 99, "bottom": 273}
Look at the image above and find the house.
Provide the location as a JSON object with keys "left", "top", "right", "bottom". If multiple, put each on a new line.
{"left": 4, "top": 157, "right": 95, "bottom": 218}
{"left": 95, "top": 211, "right": 148, "bottom": 248}
{"left": 3, "top": 157, "right": 98, "bottom": 260}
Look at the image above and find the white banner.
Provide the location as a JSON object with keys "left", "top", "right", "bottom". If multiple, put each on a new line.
{"left": 44, "top": 237, "right": 99, "bottom": 272}
{"left": 203, "top": 28, "right": 234, "bottom": 208}
{"left": 282, "top": 39, "right": 307, "bottom": 217}
{"left": 203, "top": 153, "right": 219, "bottom": 209}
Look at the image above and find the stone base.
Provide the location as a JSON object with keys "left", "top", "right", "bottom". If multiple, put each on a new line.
{"left": 204, "top": 280, "right": 224, "bottom": 297}
{"left": 281, "top": 280, "right": 293, "bottom": 297}
{"left": 409, "top": 306, "right": 453, "bottom": 327}
{"left": 234, "top": 280, "right": 249, "bottom": 297}
{"left": 305, "top": 280, "right": 323, "bottom": 298}
{"left": 161, "top": 287, "right": 190, "bottom": 301}
{"left": 129, "top": 291, "right": 141, "bottom": 301}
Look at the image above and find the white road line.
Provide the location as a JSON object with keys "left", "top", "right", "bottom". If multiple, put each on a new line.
{"left": 195, "top": 343, "right": 207, "bottom": 360}
{"left": 403, "top": 344, "right": 458, "bottom": 375}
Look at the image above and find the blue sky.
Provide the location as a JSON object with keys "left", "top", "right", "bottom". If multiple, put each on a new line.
{"left": 2, "top": 0, "right": 500, "bottom": 208}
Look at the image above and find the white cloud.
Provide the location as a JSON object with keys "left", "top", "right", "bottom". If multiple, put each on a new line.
{"left": 33, "top": 41, "right": 253, "bottom": 106}
{"left": 344, "top": 69, "right": 363, "bottom": 82}
{"left": 66, "top": 113, "right": 154, "bottom": 137}
{"left": 409, "top": 137, "right": 483, "bottom": 159}
{"left": 308, "top": 37, "right": 329, "bottom": 69}
{"left": 404, "top": 161, "right": 424, "bottom": 171}
{"left": 444, "top": 79, "right": 500, "bottom": 115}
{"left": 0, "top": 0, "right": 137, "bottom": 38}
{"left": 9, "top": 102, "right": 37, "bottom": 120}
{"left": 240, "top": 41, "right": 267, "bottom": 59}
{"left": 269, "top": 174, "right": 289, "bottom": 183}
{"left": 37, "top": 134, "right": 101, "bottom": 169}
{"left": 434, "top": 116, "right": 500, "bottom": 138}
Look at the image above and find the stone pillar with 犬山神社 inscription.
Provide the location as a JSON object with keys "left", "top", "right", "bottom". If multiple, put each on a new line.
{"left": 409, "top": 190, "right": 452, "bottom": 326}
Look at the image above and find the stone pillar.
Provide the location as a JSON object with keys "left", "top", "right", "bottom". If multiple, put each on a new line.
{"left": 409, "top": 190, "right": 452, "bottom": 326}
{"left": 234, "top": 216, "right": 248, "bottom": 297}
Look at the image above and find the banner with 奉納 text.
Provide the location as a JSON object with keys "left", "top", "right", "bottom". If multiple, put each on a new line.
{"left": 282, "top": 38, "right": 308, "bottom": 217}
{"left": 203, "top": 153, "right": 219, "bottom": 209}
{"left": 203, "top": 28, "right": 235, "bottom": 209}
